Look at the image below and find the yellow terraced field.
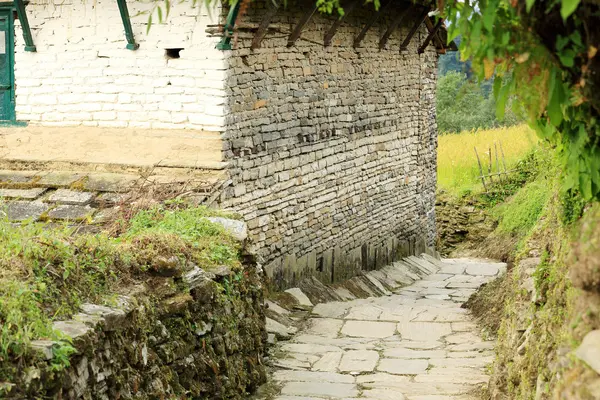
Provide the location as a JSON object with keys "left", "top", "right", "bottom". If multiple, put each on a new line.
{"left": 437, "top": 124, "right": 539, "bottom": 195}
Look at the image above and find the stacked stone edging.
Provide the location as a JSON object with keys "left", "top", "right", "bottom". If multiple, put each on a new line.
{"left": 264, "top": 253, "right": 445, "bottom": 343}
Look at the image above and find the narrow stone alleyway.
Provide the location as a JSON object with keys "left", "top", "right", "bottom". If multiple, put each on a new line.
{"left": 266, "top": 258, "right": 506, "bottom": 399}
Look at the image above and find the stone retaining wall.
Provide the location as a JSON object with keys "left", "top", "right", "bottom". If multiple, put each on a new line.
{"left": 3, "top": 255, "right": 266, "bottom": 399}
{"left": 435, "top": 192, "right": 494, "bottom": 256}
{"left": 221, "top": 1, "right": 439, "bottom": 288}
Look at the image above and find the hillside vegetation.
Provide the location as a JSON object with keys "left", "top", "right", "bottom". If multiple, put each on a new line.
{"left": 437, "top": 127, "right": 599, "bottom": 398}
{"left": 437, "top": 125, "right": 539, "bottom": 196}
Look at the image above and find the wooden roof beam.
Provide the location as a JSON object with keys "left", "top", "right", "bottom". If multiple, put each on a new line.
{"left": 353, "top": 0, "right": 393, "bottom": 48}
{"left": 424, "top": 16, "right": 446, "bottom": 53}
{"left": 14, "top": 0, "right": 36, "bottom": 52}
{"left": 251, "top": 1, "right": 279, "bottom": 49}
{"left": 400, "top": 8, "right": 428, "bottom": 52}
{"left": 418, "top": 18, "right": 443, "bottom": 54}
{"left": 287, "top": 4, "right": 318, "bottom": 47}
{"left": 324, "top": 0, "right": 361, "bottom": 47}
{"left": 378, "top": 3, "right": 412, "bottom": 50}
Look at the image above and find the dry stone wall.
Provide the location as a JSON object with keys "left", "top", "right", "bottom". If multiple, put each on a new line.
{"left": 3, "top": 255, "right": 266, "bottom": 399}
{"left": 221, "top": 1, "right": 439, "bottom": 288}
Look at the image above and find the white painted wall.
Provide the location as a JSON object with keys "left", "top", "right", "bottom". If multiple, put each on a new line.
{"left": 13, "top": 0, "right": 227, "bottom": 130}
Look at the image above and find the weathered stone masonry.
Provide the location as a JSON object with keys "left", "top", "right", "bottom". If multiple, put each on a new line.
{"left": 221, "top": 1, "right": 439, "bottom": 288}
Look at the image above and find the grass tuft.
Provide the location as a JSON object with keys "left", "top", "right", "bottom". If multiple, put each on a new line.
{"left": 491, "top": 180, "right": 553, "bottom": 235}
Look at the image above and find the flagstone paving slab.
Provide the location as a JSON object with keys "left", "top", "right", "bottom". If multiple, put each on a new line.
{"left": 341, "top": 321, "right": 397, "bottom": 338}
{"left": 263, "top": 258, "right": 505, "bottom": 399}
{"left": 0, "top": 187, "right": 47, "bottom": 199}
{"left": 338, "top": 350, "right": 379, "bottom": 373}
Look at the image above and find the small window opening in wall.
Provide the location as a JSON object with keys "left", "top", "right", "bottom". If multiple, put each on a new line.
{"left": 165, "top": 48, "right": 184, "bottom": 59}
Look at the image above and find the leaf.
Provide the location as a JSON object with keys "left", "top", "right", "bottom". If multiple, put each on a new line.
{"left": 526, "top": 0, "right": 535, "bottom": 12}
{"left": 482, "top": 5, "right": 496, "bottom": 31}
{"left": 570, "top": 31, "right": 582, "bottom": 47}
{"left": 484, "top": 58, "right": 495, "bottom": 80}
{"left": 588, "top": 46, "right": 598, "bottom": 59}
{"left": 493, "top": 76, "right": 503, "bottom": 99}
{"left": 556, "top": 35, "right": 569, "bottom": 51}
{"left": 146, "top": 14, "right": 153, "bottom": 34}
{"left": 547, "top": 95, "right": 562, "bottom": 127}
{"left": 560, "top": 0, "right": 580, "bottom": 20}
{"left": 495, "top": 81, "right": 511, "bottom": 119}
{"left": 157, "top": 6, "right": 163, "bottom": 23}
{"left": 515, "top": 52, "right": 530, "bottom": 63}
{"left": 559, "top": 49, "right": 575, "bottom": 67}
{"left": 579, "top": 164, "right": 592, "bottom": 199}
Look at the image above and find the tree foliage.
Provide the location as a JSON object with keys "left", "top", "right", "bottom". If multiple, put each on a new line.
{"left": 443, "top": 0, "right": 600, "bottom": 199}
{"left": 438, "top": 36, "right": 474, "bottom": 78}
{"left": 437, "top": 71, "right": 520, "bottom": 133}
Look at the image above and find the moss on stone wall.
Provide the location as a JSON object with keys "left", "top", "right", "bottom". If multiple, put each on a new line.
{"left": 0, "top": 204, "right": 266, "bottom": 399}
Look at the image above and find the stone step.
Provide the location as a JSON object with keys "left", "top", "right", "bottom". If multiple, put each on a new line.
{"left": 0, "top": 125, "right": 224, "bottom": 169}
{"left": 406, "top": 255, "right": 441, "bottom": 274}
{"left": 421, "top": 252, "right": 443, "bottom": 267}
{"left": 0, "top": 168, "right": 228, "bottom": 223}
{"left": 298, "top": 277, "right": 346, "bottom": 304}
{"left": 393, "top": 260, "right": 427, "bottom": 279}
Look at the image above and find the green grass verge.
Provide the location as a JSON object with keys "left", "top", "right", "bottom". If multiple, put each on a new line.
{"left": 0, "top": 204, "right": 241, "bottom": 379}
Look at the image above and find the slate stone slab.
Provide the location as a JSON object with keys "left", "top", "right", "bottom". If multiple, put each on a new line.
{"left": 37, "top": 172, "right": 84, "bottom": 188}
{"left": 48, "top": 189, "right": 95, "bottom": 205}
{"left": 0, "top": 169, "right": 39, "bottom": 183}
{"left": 339, "top": 350, "right": 379, "bottom": 372}
{"left": 85, "top": 173, "right": 139, "bottom": 192}
{"left": 465, "top": 263, "right": 500, "bottom": 276}
{"left": 266, "top": 317, "right": 297, "bottom": 340}
{"left": 47, "top": 205, "right": 95, "bottom": 221}
{"left": 341, "top": 320, "right": 397, "bottom": 338}
{"left": 4, "top": 201, "right": 49, "bottom": 221}
{"left": 0, "top": 188, "right": 46, "bottom": 199}
{"left": 91, "top": 207, "right": 120, "bottom": 224}
{"left": 377, "top": 358, "right": 429, "bottom": 375}
{"left": 80, "top": 304, "right": 127, "bottom": 332}
{"left": 273, "top": 370, "right": 355, "bottom": 384}
{"left": 52, "top": 321, "right": 91, "bottom": 340}
{"left": 29, "top": 340, "right": 55, "bottom": 360}
{"left": 280, "top": 381, "right": 359, "bottom": 398}
{"left": 575, "top": 329, "right": 600, "bottom": 374}
{"left": 285, "top": 287, "right": 314, "bottom": 307}
{"left": 94, "top": 192, "right": 126, "bottom": 207}
{"left": 205, "top": 217, "right": 248, "bottom": 242}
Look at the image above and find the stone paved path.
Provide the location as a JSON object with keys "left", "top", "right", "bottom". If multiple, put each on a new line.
{"left": 267, "top": 258, "right": 506, "bottom": 400}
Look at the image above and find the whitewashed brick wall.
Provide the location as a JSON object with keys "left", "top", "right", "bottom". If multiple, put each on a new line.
{"left": 14, "top": 0, "right": 227, "bottom": 130}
